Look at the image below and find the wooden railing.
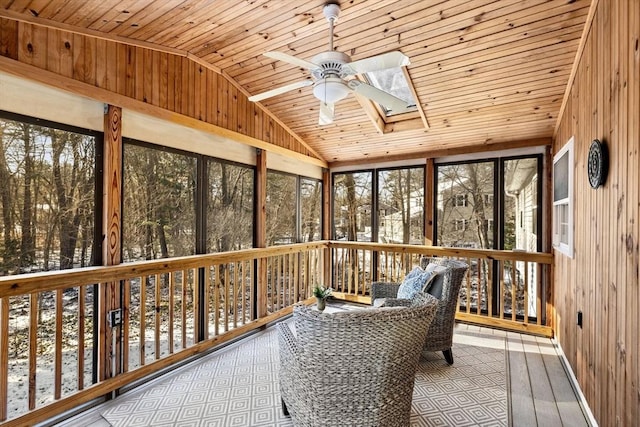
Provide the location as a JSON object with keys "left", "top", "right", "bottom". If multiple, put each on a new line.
{"left": 0, "top": 241, "right": 551, "bottom": 425}
{"left": 0, "top": 243, "right": 324, "bottom": 426}
{"left": 330, "top": 242, "right": 553, "bottom": 336}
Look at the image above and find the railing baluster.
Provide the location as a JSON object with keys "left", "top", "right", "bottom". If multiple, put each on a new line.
{"left": 28, "top": 293, "right": 37, "bottom": 410}
{"left": 465, "top": 257, "right": 471, "bottom": 314}
{"left": 140, "top": 276, "right": 146, "bottom": 366}
{"left": 511, "top": 262, "right": 517, "bottom": 322}
{"left": 168, "top": 272, "right": 175, "bottom": 351}
{"left": 155, "top": 273, "right": 161, "bottom": 359}
{"left": 193, "top": 268, "right": 200, "bottom": 341}
{"left": 233, "top": 262, "right": 238, "bottom": 329}
{"left": 478, "top": 259, "right": 483, "bottom": 315}
{"left": 122, "top": 279, "right": 130, "bottom": 372}
{"left": 247, "top": 261, "right": 253, "bottom": 321}
{"left": 524, "top": 261, "right": 530, "bottom": 324}
{"left": 78, "top": 286, "right": 86, "bottom": 388}
{"left": 536, "top": 263, "right": 543, "bottom": 326}
{"left": 54, "top": 289, "right": 63, "bottom": 400}
{"left": 1, "top": 296, "right": 9, "bottom": 422}
{"left": 203, "top": 267, "right": 210, "bottom": 337}
{"left": 487, "top": 260, "right": 493, "bottom": 317}
{"left": 224, "top": 265, "right": 230, "bottom": 332}
{"left": 181, "top": 269, "right": 187, "bottom": 348}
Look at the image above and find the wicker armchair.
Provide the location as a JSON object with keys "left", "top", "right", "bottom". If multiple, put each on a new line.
{"left": 371, "top": 257, "right": 469, "bottom": 365}
{"left": 277, "top": 294, "right": 438, "bottom": 427}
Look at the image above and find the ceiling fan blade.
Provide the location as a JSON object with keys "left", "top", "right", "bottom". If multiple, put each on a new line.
{"left": 343, "top": 51, "right": 410, "bottom": 75}
{"left": 248, "top": 80, "right": 313, "bottom": 102}
{"left": 263, "top": 51, "right": 320, "bottom": 71}
{"left": 347, "top": 80, "right": 409, "bottom": 113}
{"left": 319, "top": 102, "right": 335, "bottom": 125}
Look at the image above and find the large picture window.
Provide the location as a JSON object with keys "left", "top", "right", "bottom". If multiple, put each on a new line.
{"left": 0, "top": 113, "right": 99, "bottom": 275}
{"left": 300, "top": 178, "right": 322, "bottom": 242}
{"left": 266, "top": 171, "right": 297, "bottom": 245}
{"left": 333, "top": 171, "right": 373, "bottom": 241}
{"left": 207, "top": 160, "right": 254, "bottom": 252}
{"left": 122, "top": 142, "right": 197, "bottom": 261}
{"left": 377, "top": 167, "right": 424, "bottom": 244}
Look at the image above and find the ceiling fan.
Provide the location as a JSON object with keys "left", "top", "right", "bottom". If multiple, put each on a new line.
{"left": 248, "top": 3, "right": 412, "bottom": 125}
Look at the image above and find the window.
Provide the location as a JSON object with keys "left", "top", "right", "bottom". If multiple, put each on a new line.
{"left": 483, "top": 219, "right": 494, "bottom": 234}
{"left": 266, "top": 171, "right": 297, "bottom": 245}
{"left": 300, "top": 178, "right": 322, "bottom": 242}
{"left": 453, "top": 194, "right": 468, "bottom": 207}
{"left": 363, "top": 67, "right": 417, "bottom": 117}
{"left": 333, "top": 171, "right": 373, "bottom": 241}
{"left": 123, "top": 143, "right": 196, "bottom": 261}
{"left": 553, "top": 137, "right": 574, "bottom": 257}
{"left": 436, "top": 161, "right": 495, "bottom": 249}
{"left": 377, "top": 167, "right": 424, "bottom": 244}
{"left": 0, "top": 113, "right": 99, "bottom": 274}
{"left": 454, "top": 219, "right": 469, "bottom": 231}
{"left": 483, "top": 194, "right": 494, "bottom": 206}
{"left": 207, "top": 160, "right": 254, "bottom": 252}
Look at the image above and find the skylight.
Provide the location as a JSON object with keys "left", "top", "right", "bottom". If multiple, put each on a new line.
{"left": 364, "top": 67, "right": 418, "bottom": 116}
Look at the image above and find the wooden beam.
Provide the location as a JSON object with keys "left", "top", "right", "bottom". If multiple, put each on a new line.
{"left": 424, "top": 158, "right": 435, "bottom": 245}
{"left": 328, "top": 137, "right": 552, "bottom": 169}
{"left": 0, "top": 55, "right": 327, "bottom": 168}
{"left": 403, "top": 66, "right": 429, "bottom": 129}
{"left": 455, "top": 312, "right": 553, "bottom": 338}
{"left": 255, "top": 149, "right": 268, "bottom": 318}
{"left": 220, "top": 69, "right": 326, "bottom": 161}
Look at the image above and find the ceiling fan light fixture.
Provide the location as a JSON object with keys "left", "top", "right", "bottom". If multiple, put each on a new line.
{"left": 313, "top": 77, "right": 350, "bottom": 103}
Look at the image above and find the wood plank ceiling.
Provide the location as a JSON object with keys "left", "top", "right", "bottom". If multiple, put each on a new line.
{"left": 0, "top": 0, "right": 591, "bottom": 164}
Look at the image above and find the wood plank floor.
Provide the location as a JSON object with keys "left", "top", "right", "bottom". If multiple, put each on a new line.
{"left": 49, "top": 320, "right": 593, "bottom": 427}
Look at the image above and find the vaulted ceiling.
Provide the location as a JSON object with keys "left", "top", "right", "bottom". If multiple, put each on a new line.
{"left": 0, "top": 0, "right": 592, "bottom": 164}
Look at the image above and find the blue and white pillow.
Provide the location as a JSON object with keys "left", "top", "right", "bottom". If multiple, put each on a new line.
{"left": 397, "top": 267, "right": 434, "bottom": 299}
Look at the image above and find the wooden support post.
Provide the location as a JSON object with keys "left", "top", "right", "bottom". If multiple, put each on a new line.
{"left": 322, "top": 169, "right": 331, "bottom": 285}
{"left": 424, "top": 158, "right": 435, "bottom": 245}
{"left": 543, "top": 146, "right": 554, "bottom": 330}
{"left": 100, "top": 104, "right": 123, "bottom": 381}
{"left": 255, "top": 149, "right": 268, "bottom": 318}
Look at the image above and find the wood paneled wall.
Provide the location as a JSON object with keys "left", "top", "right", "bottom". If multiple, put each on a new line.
{"left": 0, "top": 18, "right": 317, "bottom": 160}
{"left": 554, "top": 1, "right": 639, "bottom": 426}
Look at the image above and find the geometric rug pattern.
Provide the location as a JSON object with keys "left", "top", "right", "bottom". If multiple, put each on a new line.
{"left": 92, "top": 321, "right": 507, "bottom": 427}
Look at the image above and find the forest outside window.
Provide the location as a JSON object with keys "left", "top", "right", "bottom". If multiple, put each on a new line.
{"left": 122, "top": 142, "right": 196, "bottom": 262}
{"left": 0, "top": 112, "right": 99, "bottom": 275}
{"left": 266, "top": 172, "right": 321, "bottom": 246}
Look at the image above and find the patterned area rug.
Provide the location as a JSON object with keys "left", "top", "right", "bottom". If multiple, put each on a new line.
{"left": 98, "top": 323, "right": 507, "bottom": 427}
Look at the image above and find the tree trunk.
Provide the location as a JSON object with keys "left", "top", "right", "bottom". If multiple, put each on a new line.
{"left": 345, "top": 174, "right": 358, "bottom": 241}
{"left": 19, "top": 124, "right": 34, "bottom": 272}
{"left": 0, "top": 125, "right": 16, "bottom": 274}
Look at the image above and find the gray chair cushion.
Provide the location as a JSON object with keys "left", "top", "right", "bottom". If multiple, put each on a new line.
{"left": 424, "top": 264, "right": 449, "bottom": 299}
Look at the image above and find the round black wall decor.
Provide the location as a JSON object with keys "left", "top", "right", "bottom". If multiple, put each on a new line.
{"left": 587, "top": 139, "right": 608, "bottom": 189}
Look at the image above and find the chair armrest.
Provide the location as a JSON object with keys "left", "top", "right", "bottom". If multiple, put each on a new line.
{"left": 277, "top": 322, "right": 299, "bottom": 363}
{"left": 377, "top": 298, "right": 412, "bottom": 307}
{"left": 371, "top": 282, "right": 401, "bottom": 301}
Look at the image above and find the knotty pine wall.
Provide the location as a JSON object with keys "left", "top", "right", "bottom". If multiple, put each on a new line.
{"left": 554, "top": 1, "right": 639, "bottom": 426}
{"left": 0, "top": 18, "right": 317, "bottom": 160}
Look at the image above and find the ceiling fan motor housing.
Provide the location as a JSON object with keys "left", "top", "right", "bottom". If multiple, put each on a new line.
{"left": 311, "top": 51, "right": 352, "bottom": 79}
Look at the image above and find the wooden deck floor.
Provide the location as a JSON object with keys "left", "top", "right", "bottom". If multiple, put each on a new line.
{"left": 52, "top": 320, "right": 593, "bottom": 427}
{"left": 454, "top": 323, "right": 592, "bottom": 427}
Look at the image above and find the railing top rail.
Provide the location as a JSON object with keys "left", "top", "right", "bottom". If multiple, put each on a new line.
{"left": 328, "top": 241, "right": 552, "bottom": 264}
{"left": 0, "top": 242, "right": 328, "bottom": 298}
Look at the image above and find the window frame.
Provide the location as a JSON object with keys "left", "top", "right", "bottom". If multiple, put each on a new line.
{"left": 552, "top": 137, "right": 574, "bottom": 258}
